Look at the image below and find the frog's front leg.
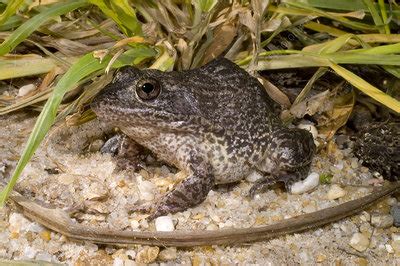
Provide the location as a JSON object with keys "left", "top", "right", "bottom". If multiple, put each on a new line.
{"left": 101, "top": 134, "right": 145, "bottom": 171}
{"left": 143, "top": 152, "right": 214, "bottom": 220}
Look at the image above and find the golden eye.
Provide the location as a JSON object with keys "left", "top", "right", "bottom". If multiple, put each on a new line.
{"left": 136, "top": 78, "right": 161, "bottom": 100}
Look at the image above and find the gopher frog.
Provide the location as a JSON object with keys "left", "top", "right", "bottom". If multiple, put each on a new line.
{"left": 91, "top": 58, "right": 315, "bottom": 219}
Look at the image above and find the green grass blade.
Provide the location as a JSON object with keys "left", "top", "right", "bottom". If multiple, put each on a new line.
{"left": 362, "top": 0, "right": 384, "bottom": 33}
{"left": 286, "top": 0, "right": 399, "bottom": 18}
{"left": 0, "top": 52, "right": 110, "bottom": 204}
{"left": 317, "top": 34, "right": 366, "bottom": 54}
{"left": 378, "top": 0, "right": 390, "bottom": 34}
{"left": 0, "top": 0, "right": 24, "bottom": 25}
{"left": 0, "top": 15, "right": 22, "bottom": 31}
{"left": 349, "top": 42, "right": 400, "bottom": 55}
{"left": 329, "top": 63, "right": 400, "bottom": 113}
{"left": 292, "top": 67, "right": 328, "bottom": 105}
{"left": 0, "top": 0, "right": 88, "bottom": 55}
{"left": 284, "top": 1, "right": 380, "bottom": 31}
{"left": 89, "top": 0, "right": 142, "bottom": 36}
{"left": 197, "top": 0, "right": 218, "bottom": 12}
{"left": 283, "top": 0, "right": 367, "bottom": 11}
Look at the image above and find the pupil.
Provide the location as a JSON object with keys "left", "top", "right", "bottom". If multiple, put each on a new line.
{"left": 141, "top": 83, "right": 154, "bottom": 93}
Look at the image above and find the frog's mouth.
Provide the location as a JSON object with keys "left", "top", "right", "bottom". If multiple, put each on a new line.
{"left": 91, "top": 98, "right": 220, "bottom": 135}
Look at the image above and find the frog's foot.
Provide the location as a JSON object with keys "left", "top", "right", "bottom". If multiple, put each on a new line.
{"left": 129, "top": 202, "right": 153, "bottom": 214}
{"left": 101, "top": 134, "right": 145, "bottom": 171}
{"left": 249, "top": 173, "right": 300, "bottom": 198}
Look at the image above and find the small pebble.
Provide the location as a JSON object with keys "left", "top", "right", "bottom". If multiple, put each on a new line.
{"left": 18, "top": 84, "right": 36, "bottom": 97}
{"left": 297, "top": 122, "right": 318, "bottom": 139}
{"left": 124, "top": 260, "right": 135, "bottom": 266}
{"left": 392, "top": 233, "right": 400, "bottom": 242}
{"left": 160, "top": 165, "right": 171, "bottom": 176}
{"left": 360, "top": 211, "right": 371, "bottom": 223}
{"left": 392, "top": 240, "right": 400, "bottom": 256}
{"left": 0, "top": 163, "right": 6, "bottom": 174}
{"left": 22, "top": 246, "right": 37, "bottom": 259}
{"left": 113, "top": 257, "right": 124, "bottom": 266}
{"left": 335, "top": 135, "right": 349, "bottom": 149}
{"left": 349, "top": 233, "right": 369, "bottom": 252}
{"left": 111, "top": 248, "right": 126, "bottom": 259}
{"left": 246, "top": 171, "right": 263, "bottom": 182}
{"left": 391, "top": 205, "right": 400, "bottom": 227}
{"left": 371, "top": 213, "right": 394, "bottom": 228}
{"left": 136, "top": 176, "right": 156, "bottom": 201}
{"left": 89, "top": 139, "right": 105, "bottom": 152}
{"left": 327, "top": 184, "right": 346, "bottom": 200}
{"left": 350, "top": 158, "right": 359, "bottom": 169}
{"left": 359, "top": 223, "right": 373, "bottom": 238}
{"left": 334, "top": 161, "right": 344, "bottom": 170}
{"left": 386, "top": 244, "right": 394, "bottom": 254}
{"left": 125, "top": 250, "right": 136, "bottom": 260}
{"left": 298, "top": 123, "right": 319, "bottom": 146}
{"left": 9, "top": 213, "right": 33, "bottom": 233}
{"left": 136, "top": 246, "right": 159, "bottom": 264}
{"left": 155, "top": 216, "right": 175, "bottom": 232}
{"left": 139, "top": 219, "right": 149, "bottom": 229}
{"left": 130, "top": 220, "right": 140, "bottom": 230}
{"left": 356, "top": 258, "right": 369, "bottom": 266}
{"left": 291, "top": 172, "right": 319, "bottom": 194}
{"left": 35, "top": 252, "right": 52, "bottom": 262}
{"left": 39, "top": 230, "right": 51, "bottom": 242}
{"left": 158, "top": 247, "right": 177, "bottom": 261}
{"left": 302, "top": 201, "right": 317, "bottom": 213}
{"left": 315, "top": 254, "right": 327, "bottom": 263}
{"left": 206, "top": 224, "right": 219, "bottom": 230}
{"left": 191, "top": 255, "right": 206, "bottom": 266}
{"left": 387, "top": 197, "right": 397, "bottom": 206}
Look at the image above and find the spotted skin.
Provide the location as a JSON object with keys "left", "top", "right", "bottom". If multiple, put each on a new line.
{"left": 91, "top": 58, "right": 316, "bottom": 218}
{"left": 354, "top": 122, "right": 399, "bottom": 181}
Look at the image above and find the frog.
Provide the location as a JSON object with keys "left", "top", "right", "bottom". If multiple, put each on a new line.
{"left": 91, "top": 57, "right": 316, "bottom": 219}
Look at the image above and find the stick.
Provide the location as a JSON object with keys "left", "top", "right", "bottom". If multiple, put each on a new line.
{"left": 8, "top": 182, "right": 400, "bottom": 247}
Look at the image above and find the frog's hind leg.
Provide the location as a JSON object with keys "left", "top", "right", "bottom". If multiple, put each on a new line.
{"left": 249, "top": 127, "right": 316, "bottom": 197}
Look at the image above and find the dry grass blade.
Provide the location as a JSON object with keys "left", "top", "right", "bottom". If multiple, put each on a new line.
{"left": 0, "top": 54, "right": 75, "bottom": 80}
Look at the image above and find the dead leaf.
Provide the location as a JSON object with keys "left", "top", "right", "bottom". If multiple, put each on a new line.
{"left": 317, "top": 91, "right": 355, "bottom": 139}
{"left": 261, "top": 18, "right": 283, "bottom": 32}
{"left": 176, "top": 38, "right": 193, "bottom": 70}
{"left": 239, "top": 9, "right": 256, "bottom": 33}
{"left": 251, "top": 0, "right": 270, "bottom": 17}
{"left": 290, "top": 90, "right": 333, "bottom": 118}
{"left": 38, "top": 67, "right": 64, "bottom": 91}
{"left": 93, "top": 49, "right": 109, "bottom": 61}
{"left": 258, "top": 76, "right": 291, "bottom": 108}
{"left": 202, "top": 20, "right": 237, "bottom": 65}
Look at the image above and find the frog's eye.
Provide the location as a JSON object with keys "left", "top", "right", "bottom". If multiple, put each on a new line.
{"left": 136, "top": 78, "right": 161, "bottom": 100}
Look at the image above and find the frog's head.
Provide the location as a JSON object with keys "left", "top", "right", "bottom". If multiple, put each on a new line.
{"left": 91, "top": 65, "right": 216, "bottom": 137}
{"left": 91, "top": 58, "right": 277, "bottom": 139}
